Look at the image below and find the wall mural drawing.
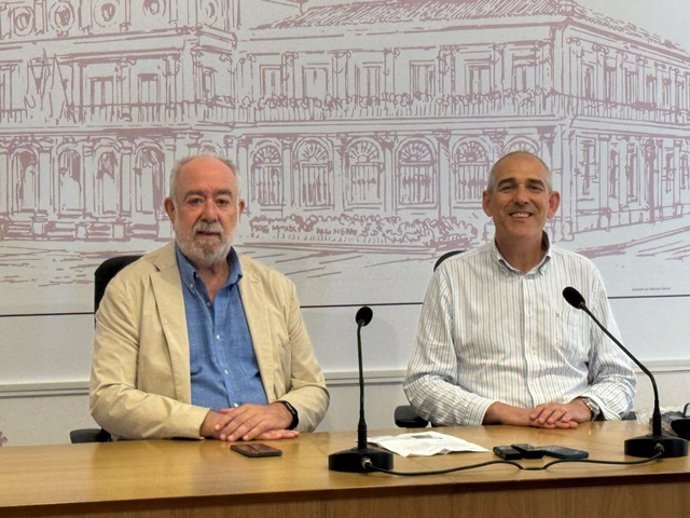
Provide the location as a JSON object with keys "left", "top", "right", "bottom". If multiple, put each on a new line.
{"left": 0, "top": 0, "right": 689, "bottom": 315}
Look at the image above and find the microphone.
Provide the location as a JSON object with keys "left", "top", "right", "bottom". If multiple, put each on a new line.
{"left": 328, "top": 306, "right": 394, "bottom": 472}
{"left": 355, "top": 306, "right": 373, "bottom": 327}
{"left": 562, "top": 287, "right": 687, "bottom": 458}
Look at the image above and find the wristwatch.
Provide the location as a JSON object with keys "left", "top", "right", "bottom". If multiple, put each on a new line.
{"left": 579, "top": 397, "right": 601, "bottom": 421}
{"left": 277, "top": 400, "right": 299, "bottom": 430}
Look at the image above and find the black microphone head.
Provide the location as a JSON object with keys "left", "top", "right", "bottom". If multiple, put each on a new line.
{"left": 355, "top": 306, "right": 373, "bottom": 326}
{"left": 562, "top": 286, "right": 586, "bottom": 309}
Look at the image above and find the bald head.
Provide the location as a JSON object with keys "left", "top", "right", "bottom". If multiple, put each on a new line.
{"left": 487, "top": 151, "right": 552, "bottom": 193}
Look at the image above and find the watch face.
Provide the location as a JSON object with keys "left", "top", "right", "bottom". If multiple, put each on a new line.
{"left": 581, "top": 398, "right": 600, "bottom": 419}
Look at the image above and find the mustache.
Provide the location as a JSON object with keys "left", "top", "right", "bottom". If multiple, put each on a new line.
{"left": 193, "top": 221, "right": 224, "bottom": 236}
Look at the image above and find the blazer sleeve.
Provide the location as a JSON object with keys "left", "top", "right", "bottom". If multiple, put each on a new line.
{"left": 89, "top": 263, "right": 209, "bottom": 440}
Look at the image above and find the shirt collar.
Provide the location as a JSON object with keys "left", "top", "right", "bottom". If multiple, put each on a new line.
{"left": 175, "top": 244, "right": 243, "bottom": 289}
{"left": 491, "top": 232, "right": 552, "bottom": 275}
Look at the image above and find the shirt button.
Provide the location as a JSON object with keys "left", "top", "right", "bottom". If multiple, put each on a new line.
{"left": 216, "top": 334, "right": 221, "bottom": 340}
{"left": 224, "top": 369, "right": 229, "bottom": 375}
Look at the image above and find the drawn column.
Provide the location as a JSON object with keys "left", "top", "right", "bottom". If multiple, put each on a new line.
{"left": 283, "top": 136, "right": 296, "bottom": 210}
{"left": 155, "top": 139, "right": 176, "bottom": 240}
{"left": 237, "top": 136, "right": 250, "bottom": 205}
{"left": 597, "top": 135, "right": 612, "bottom": 229}
{"left": 120, "top": 143, "right": 133, "bottom": 216}
{"left": 383, "top": 48, "right": 398, "bottom": 95}
{"left": 435, "top": 131, "right": 451, "bottom": 219}
{"left": 558, "top": 127, "right": 576, "bottom": 241}
{"left": 75, "top": 143, "right": 93, "bottom": 239}
{"left": 493, "top": 44, "right": 507, "bottom": 91}
{"left": 29, "top": 138, "right": 52, "bottom": 237}
{"left": 439, "top": 46, "right": 457, "bottom": 96}
{"left": 283, "top": 53, "right": 297, "bottom": 98}
{"left": 0, "top": 145, "right": 8, "bottom": 217}
{"left": 332, "top": 134, "right": 346, "bottom": 214}
{"left": 380, "top": 133, "right": 395, "bottom": 214}
{"left": 333, "top": 52, "right": 350, "bottom": 99}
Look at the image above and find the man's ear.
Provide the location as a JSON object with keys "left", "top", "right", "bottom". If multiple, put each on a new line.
{"left": 481, "top": 190, "right": 493, "bottom": 217}
{"left": 164, "top": 197, "right": 175, "bottom": 223}
{"left": 547, "top": 191, "right": 561, "bottom": 219}
{"left": 238, "top": 198, "right": 246, "bottom": 219}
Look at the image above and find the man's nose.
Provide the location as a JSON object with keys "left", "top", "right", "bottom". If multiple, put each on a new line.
{"left": 200, "top": 199, "right": 219, "bottom": 220}
{"left": 513, "top": 185, "right": 530, "bottom": 204}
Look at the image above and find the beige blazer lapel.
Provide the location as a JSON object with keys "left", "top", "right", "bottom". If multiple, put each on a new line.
{"left": 150, "top": 243, "right": 192, "bottom": 403}
{"left": 239, "top": 259, "right": 276, "bottom": 401}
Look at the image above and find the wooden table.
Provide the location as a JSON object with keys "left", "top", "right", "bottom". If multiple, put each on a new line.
{"left": 1, "top": 421, "right": 689, "bottom": 517}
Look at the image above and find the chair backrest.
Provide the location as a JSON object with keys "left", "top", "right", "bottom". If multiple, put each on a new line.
{"left": 71, "top": 254, "right": 143, "bottom": 444}
{"left": 395, "top": 249, "right": 466, "bottom": 428}
{"left": 433, "top": 249, "right": 464, "bottom": 271}
{"left": 94, "top": 255, "right": 142, "bottom": 312}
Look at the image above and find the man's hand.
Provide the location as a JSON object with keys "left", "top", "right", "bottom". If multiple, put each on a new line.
{"left": 529, "top": 400, "right": 591, "bottom": 428}
{"left": 484, "top": 401, "right": 586, "bottom": 429}
{"left": 200, "top": 403, "right": 299, "bottom": 442}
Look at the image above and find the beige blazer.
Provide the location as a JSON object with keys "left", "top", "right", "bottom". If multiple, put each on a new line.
{"left": 90, "top": 242, "right": 329, "bottom": 439}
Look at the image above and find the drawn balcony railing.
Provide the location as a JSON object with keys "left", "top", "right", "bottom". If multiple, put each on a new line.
{"left": 0, "top": 100, "right": 236, "bottom": 126}
{"left": 2, "top": 92, "right": 689, "bottom": 127}
{"left": 235, "top": 91, "right": 690, "bottom": 124}
{"left": 75, "top": 100, "right": 236, "bottom": 125}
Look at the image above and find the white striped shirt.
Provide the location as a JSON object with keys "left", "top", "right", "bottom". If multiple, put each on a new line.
{"left": 403, "top": 239, "right": 636, "bottom": 426}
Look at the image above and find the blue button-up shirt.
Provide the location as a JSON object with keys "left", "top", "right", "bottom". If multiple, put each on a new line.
{"left": 176, "top": 246, "right": 268, "bottom": 410}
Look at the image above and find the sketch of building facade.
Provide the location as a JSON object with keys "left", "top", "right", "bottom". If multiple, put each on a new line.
{"left": 1, "top": 0, "right": 689, "bottom": 251}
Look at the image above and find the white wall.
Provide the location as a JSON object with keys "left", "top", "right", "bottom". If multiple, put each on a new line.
{"left": 2, "top": 0, "right": 690, "bottom": 446}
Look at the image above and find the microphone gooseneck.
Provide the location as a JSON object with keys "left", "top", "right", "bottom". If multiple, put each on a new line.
{"left": 561, "top": 287, "right": 687, "bottom": 458}
{"left": 356, "top": 307, "right": 371, "bottom": 449}
{"left": 328, "top": 306, "right": 394, "bottom": 472}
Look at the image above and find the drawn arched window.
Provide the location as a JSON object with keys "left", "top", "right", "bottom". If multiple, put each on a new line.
{"left": 96, "top": 151, "right": 118, "bottom": 215}
{"left": 297, "top": 141, "right": 332, "bottom": 208}
{"left": 452, "top": 142, "right": 488, "bottom": 203}
{"left": 14, "top": 150, "right": 38, "bottom": 212}
{"left": 135, "top": 148, "right": 164, "bottom": 214}
{"left": 505, "top": 140, "right": 538, "bottom": 155}
{"left": 346, "top": 140, "right": 383, "bottom": 206}
{"left": 397, "top": 140, "right": 435, "bottom": 206}
{"left": 252, "top": 145, "right": 283, "bottom": 207}
{"left": 58, "top": 149, "right": 82, "bottom": 212}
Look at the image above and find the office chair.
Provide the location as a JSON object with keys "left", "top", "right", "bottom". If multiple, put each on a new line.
{"left": 394, "top": 249, "right": 465, "bottom": 428}
{"left": 69, "top": 254, "right": 142, "bottom": 444}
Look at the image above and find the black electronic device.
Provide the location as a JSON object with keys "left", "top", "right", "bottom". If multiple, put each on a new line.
{"left": 231, "top": 443, "right": 283, "bottom": 458}
{"left": 493, "top": 445, "right": 523, "bottom": 460}
{"left": 510, "top": 443, "right": 545, "bottom": 459}
{"left": 540, "top": 445, "right": 589, "bottom": 460}
{"left": 670, "top": 403, "right": 690, "bottom": 440}
{"left": 328, "top": 307, "right": 394, "bottom": 473}
{"left": 562, "top": 286, "right": 688, "bottom": 459}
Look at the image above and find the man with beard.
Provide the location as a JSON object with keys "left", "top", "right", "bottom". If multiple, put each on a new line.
{"left": 90, "top": 154, "right": 329, "bottom": 441}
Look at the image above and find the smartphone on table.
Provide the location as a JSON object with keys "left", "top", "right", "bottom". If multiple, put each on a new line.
{"left": 231, "top": 443, "right": 283, "bottom": 458}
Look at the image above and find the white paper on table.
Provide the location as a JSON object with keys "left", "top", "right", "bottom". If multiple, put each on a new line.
{"left": 368, "top": 431, "right": 489, "bottom": 457}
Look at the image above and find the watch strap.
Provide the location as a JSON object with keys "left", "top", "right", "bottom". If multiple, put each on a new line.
{"left": 277, "top": 400, "right": 299, "bottom": 430}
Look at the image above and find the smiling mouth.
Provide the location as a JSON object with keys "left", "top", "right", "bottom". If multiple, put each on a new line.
{"left": 510, "top": 212, "right": 532, "bottom": 218}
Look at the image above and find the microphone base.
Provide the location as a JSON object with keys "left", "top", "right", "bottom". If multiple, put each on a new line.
{"left": 328, "top": 446, "right": 394, "bottom": 473}
{"left": 624, "top": 434, "right": 688, "bottom": 458}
